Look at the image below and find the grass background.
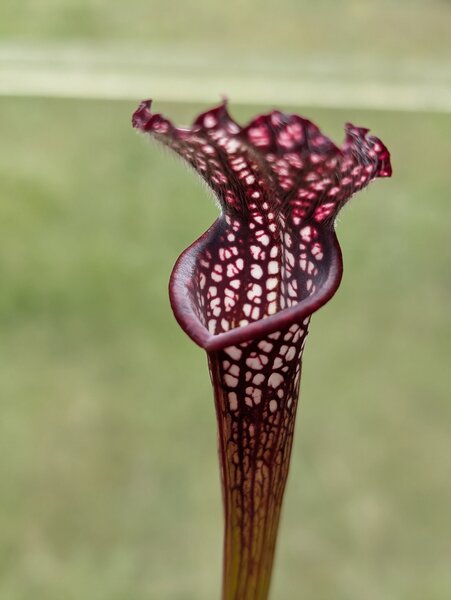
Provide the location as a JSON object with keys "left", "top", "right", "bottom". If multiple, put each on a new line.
{"left": 0, "top": 2, "right": 451, "bottom": 599}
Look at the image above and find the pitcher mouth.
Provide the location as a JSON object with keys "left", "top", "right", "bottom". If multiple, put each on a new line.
{"left": 169, "top": 220, "right": 343, "bottom": 352}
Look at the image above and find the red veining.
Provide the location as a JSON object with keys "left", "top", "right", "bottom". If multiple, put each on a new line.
{"left": 132, "top": 100, "right": 391, "bottom": 600}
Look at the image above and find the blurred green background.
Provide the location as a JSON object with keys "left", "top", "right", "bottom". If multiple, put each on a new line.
{"left": 0, "top": 2, "right": 450, "bottom": 599}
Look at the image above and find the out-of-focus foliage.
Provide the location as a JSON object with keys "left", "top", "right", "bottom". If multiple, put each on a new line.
{"left": 0, "top": 0, "right": 450, "bottom": 60}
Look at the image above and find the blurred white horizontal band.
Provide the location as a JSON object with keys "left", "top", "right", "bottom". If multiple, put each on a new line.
{"left": 1, "top": 43, "right": 451, "bottom": 113}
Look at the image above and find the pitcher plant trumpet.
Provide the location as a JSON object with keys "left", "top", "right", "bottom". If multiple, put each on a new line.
{"left": 132, "top": 99, "right": 391, "bottom": 600}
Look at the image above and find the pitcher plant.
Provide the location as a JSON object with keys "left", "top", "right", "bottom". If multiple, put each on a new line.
{"left": 132, "top": 99, "right": 391, "bottom": 600}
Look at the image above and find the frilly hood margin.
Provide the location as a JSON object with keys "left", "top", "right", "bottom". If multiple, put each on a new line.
{"left": 132, "top": 100, "right": 391, "bottom": 600}
{"left": 132, "top": 100, "right": 391, "bottom": 351}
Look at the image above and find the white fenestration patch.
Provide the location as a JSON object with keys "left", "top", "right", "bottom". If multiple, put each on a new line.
{"left": 224, "top": 346, "right": 243, "bottom": 360}
{"left": 224, "top": 374, "right": 238, "bottom": 387}
{"left": 228, "top": 392, "right": 238, "bottom": 411}
{"left": 250, "top": 264, "right": 263, "bottom": 279}
{"left": 268, "top": 261, "right": 279, "bottom": 274}
{"left": 268, "top": 373, "right": 284, "bottom": 388}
